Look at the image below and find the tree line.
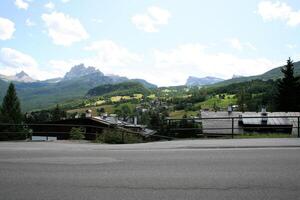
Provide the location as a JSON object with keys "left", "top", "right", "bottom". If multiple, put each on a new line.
{"left": 235, "top": 58, "right": 300, "bottom": 112}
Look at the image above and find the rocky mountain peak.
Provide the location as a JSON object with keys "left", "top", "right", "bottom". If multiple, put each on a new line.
{"left": 16, "top": 71, "right": 29, "bottom": 78}
{"left": 63, "top": 64, "right": 104, "bottom": 80}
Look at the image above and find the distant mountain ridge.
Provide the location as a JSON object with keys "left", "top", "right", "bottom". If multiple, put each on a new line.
{"left": 0, "top": 71, "right": 36, "bottom": 83}
{"left": 59, "top": 64, "right": 156, "bottom": 89}
{"left": 0, "top": 64, "right": 157, "bottom": 111}
{"left": 186, "top": 76, "right": 224, "bottom": 86}
{"left": 214, "top": 60, "right": 300, "bottom": 86}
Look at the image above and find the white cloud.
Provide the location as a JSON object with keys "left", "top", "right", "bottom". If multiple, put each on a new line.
{"left": 0, "top": 48, "right": 38, "bottom": 69}
{"left": 0, "top": 48, "right": 62, "bottom": 80}
{"left": 84, "top": 40, "right": 142, "bottom": 67}
{"left": 0, "top": 42, "right": 281, "bottom": 86}
{"left": 25, "top": 18, "right": 36, "bottom": 27}
{"left": 151, "top": 43, "right": 280, "bottom": 86}
{"left": 286, "top": 44, "right": 297, "bottom": 49}
{"left": 46, "top": 40, "right": 143, "bottom": 78}
{"left": 92, "top": 18, "right": 103, "bottom": 24}
{"left": 244, "top": 42, "right": 257, "bottom": 51}
{"left": 0, "top": 17, "right": 15, "bottom": 40}
{"left": 41, "top": 12, "right": 89, "bottom": 46}
{"left": 131, "top": 6, "right": 171, "bottom": 32}
{"left": 227, "top": 38, "right": 257, "bottom": 51}
{"left": 46, "top": 42, "right": 281, "bottom": 86}
{"left": 14, "top": 0, "right": 29, "bottom": 10}
{"left": 257, "top": 1, "right": 300, "bottom": 27}
{"left": 228, "top": 38, "right": 243, "bottom": 51}
{"left": 44, "top": 1, "right": 55, "bottom": 11}
{"left": 0, "top": 47, "right": 38, "bottom": 78}
{"left": 61, "top": 0, "right": 70, "bottom": 3}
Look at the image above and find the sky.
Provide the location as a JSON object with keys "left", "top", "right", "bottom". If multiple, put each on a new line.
{"left": 0, "top": 0, "right": 300, "bottom": 86}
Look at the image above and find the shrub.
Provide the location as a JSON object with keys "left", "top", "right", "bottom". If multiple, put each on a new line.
{"left": 96, "top": 128, "right": 143, "bottom": 144}
{"left": 69, "top": 127, "right": 85, "bottom": 140}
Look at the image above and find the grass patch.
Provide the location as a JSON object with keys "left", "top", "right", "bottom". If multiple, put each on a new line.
{"left": 196, "top": 94, "right": 237, "bottom": 110}
{"left": 114, "top": 102, "right": 137, "bottom": 111}
{"left": 111, "top": 96, "right": 131, "bottom": 102}
{"left": 169, "top": 110, "right": 199, "bottom": 118}
{"left": 67, "top": 104, "right": 115, "bottom": 115}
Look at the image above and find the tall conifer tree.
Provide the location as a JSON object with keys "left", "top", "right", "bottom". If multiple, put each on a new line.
{"left": 276, "top": 57, "right": 300, "bottom": 111}
{"left": 0, "top": 83, "right": 25, "bottom": 140}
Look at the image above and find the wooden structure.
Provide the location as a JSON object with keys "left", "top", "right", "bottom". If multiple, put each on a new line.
{"left": 30, "top": 118, "right": 111, "bottom": 140}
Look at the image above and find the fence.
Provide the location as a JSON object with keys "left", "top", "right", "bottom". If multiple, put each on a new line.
{"left": 0, "top": 115, "right": 299, "bottom": 141}
{"left": 165, "top": 115, "right": 300, "bottom": 138}
{"left": 0, "top": 123, "right": 144, "bottom": 142}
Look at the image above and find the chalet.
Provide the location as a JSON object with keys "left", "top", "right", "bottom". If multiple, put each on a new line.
{"left": 30, "top": 117, "right": 110, "bottom": 140}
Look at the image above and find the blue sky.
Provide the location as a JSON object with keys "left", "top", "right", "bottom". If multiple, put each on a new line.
{"left": 0, "top": 0, "right": 300, "bottom": 86}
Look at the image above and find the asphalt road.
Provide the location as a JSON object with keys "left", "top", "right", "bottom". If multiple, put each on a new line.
{"left": 0, "top": 139, "right": 300, "bottom": 200}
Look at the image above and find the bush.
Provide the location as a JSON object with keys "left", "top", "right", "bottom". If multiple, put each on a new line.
{"left": 0, "top": 125, "right": 29, "bottom": 141}
{"left": 69, "top": 127, "right": 85, "bottom": 140}
{"left": 95, "top": 128, "right": 143, "bottom": 144}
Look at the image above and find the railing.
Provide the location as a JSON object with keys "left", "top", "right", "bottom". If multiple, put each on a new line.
{"left": 0, "top": 122, "right": 143, "bottom": 142}
{"left": 0, "top": 115, "right": 299, "bottom": 141}
{"left": 165, "top": 115, "right": 300, "bottom": 138}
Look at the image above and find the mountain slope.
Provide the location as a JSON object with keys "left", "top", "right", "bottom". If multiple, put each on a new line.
{"left": 131, "top": 79, "right": 157, "bottom": 89}
{"left": 215, "top": 60, "right": 300, "bottom": 86}
{"left": 86, "top": 81, "right": 151, "bottom": 97}
{"left": 14, "top": 72, "right": 118, "bottom": 111}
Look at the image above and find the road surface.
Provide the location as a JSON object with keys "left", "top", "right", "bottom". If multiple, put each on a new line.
{"left": 0, "top": 139, "right": 300, "bottom": 200}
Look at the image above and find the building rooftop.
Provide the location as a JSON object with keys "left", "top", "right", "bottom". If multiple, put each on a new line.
{"left": 200, "top": 111, "right": 300, "bottom": 135}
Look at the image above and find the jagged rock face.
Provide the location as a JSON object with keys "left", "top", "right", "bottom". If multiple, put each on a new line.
{"left": 186, "top": 76, "right": 224, "bottom": 86}
{"left": 63, "top": 64, "right": 104, "bottom": 80}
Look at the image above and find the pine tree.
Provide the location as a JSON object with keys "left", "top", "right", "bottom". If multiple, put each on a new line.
{"left": 51, "top": 104, "right": 65, "bottom": 121}
{"left": 237, "top": 88, "right": 251, "bottom": 112}
{"left": 51, "top": 104, "right": 61, "bottom": 121}
{"left": 276, "top": 58, "right": 300, "bottom": 111}
{"left": 0, "top": 83, "right": 25, "bottom": 140}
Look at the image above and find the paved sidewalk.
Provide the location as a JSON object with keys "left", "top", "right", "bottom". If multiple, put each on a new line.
{"left": 0, "top": 138, "right": 299, "bottom": 151}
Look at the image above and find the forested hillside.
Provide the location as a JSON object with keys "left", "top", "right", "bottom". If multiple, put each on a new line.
{"left": 87, "top": 82, "right": 151, "bottom": 97}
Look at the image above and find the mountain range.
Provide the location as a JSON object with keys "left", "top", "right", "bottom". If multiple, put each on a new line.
{"left": 0, "top": 60, "right": 299, "bottom": 111}
{"left": 0, "top": 64, "right": 156, "bottom": 111}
